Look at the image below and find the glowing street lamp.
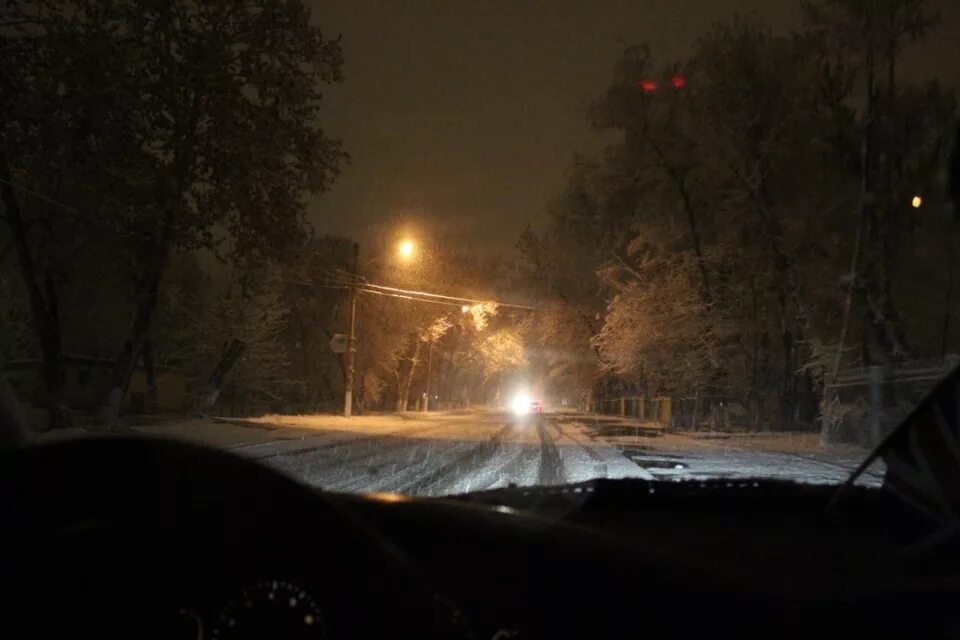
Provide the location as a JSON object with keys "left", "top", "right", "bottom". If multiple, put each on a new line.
{"left": 345, "top": 237, "right": 419, "bottom": 417}
{"left": 911, "top": 195, "right": 923, "bottom": 209}
{"left": 398, "top": 240, "right": 415, "bottom": 260}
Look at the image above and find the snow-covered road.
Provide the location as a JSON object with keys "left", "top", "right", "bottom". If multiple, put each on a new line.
{"left": 177, "top": 411, "right": 882, "bottom": 496}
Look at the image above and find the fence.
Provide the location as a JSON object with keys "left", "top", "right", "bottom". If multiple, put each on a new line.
{"left": 591, "top": 394, "right": 757, "bottom": 429}
{"left": 591, "top": 354, "right": 960, "bottom": 439}
{"left": 590, "top": 396, "right": 672, "bottom": 424}
{"left": 669, "top": 395, "right": 758, "bottom": 431}
{"left": 822, "top": 354, "right": 960, "bottom": 446}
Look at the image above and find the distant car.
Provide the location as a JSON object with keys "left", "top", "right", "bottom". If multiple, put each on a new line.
{"left": 508, "top": 393, "right": 544, "bottom": 425}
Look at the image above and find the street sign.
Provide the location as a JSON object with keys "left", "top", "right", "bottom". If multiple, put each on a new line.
{"left": 329, "top": 333, "right": 348, "bottom": 354}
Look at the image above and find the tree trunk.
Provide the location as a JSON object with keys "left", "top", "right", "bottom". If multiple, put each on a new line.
{"left": 871, "top": 36, "right": 911, "bottom": 361}
{"left": 298, "top": 314, "right": 320, "bottom": 406}
{"left": 728, "top": 166, "right": 812, "bottom": 429}
{"left": 0, "top": 361, "right": 29, "bottom": 449}
{"left": 437, "top": 352, "right": 448, "bottom": 405}
{"left": 397, "top": 339, "right": 423, "bottom": 412}
{"left": 195, "top": 339, "right": 246, "bottom": 415}
{"left": 422, "top": 340, "right": 434, "bottom": 411}
{"left": 747, "top": 277, "right": 762, "bottom": 425}
{"left": 824, "top": 34, "right": 877, "bottom": 443}
{"left": 142, "top": 338, "right": 158, "bottom": 413}
{"left": 780, "top": 302, "right": 795, "bottom": 428}
{"left": 0, "top": 144, "right": 69, "bottom": 430}
{"left": 99, "top": 265, "right": 163, "bottom": 429}
{"left": 863, "top": 285, "right": 910, "bottom": 358}
{"left": 649, "top": 138, "right": 712, "bottom": 303}
{"left": 691, "top": 388, "right": 701, "bottom": 431}
{"left": 941, "top": 239, "right": 956, "bottom": 359}
{"left": 949, "top": 116, "right": 960, "bottom": 218}
{"left": 393, "top": 369, "right": 403, "bottom": 412}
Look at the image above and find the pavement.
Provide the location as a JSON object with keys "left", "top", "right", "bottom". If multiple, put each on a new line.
{"left": 122, "top": 409, "right": 884, "bottom": 496}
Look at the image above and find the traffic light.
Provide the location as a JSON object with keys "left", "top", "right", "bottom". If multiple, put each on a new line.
{"left": 637, "top": 76, "right": 686, "bottom": 92}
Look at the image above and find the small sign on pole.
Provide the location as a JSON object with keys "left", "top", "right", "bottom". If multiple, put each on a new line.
{"left": 329, "top": 333, "right": 348, "bottom": 354}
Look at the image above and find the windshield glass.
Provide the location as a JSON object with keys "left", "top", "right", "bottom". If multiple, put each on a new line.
{"left": 1, "top": 0, "right": 958, "bottom": 496}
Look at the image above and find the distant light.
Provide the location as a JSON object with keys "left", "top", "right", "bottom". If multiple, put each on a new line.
{"left": 671, "top": 75, "right": 687, "bottom": 89}
{"left": 461, "top": 304, "right": 470, "bottom": 313}
{"left": 398, "top": 240, "right": 415, "bottom": 259}
{"left": 911, "top": 195, "right": 922, "bottom": 208}
{"left": 510, "top": 391, "right": 532, "bottom": 416}
{"left": 638, "top": 80, "right": 657, "bottom": 92}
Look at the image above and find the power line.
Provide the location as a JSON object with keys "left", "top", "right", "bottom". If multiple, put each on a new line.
{"left": 0, "top": 175, "right": 81, "bottom": 215}
{"left": 0, "top": 178, "right": 533, "bottom": 311}
{"left": 309, "top": 279, "right": 531, "bottom": 310}
{"left": 319, "top": 277, "right": 536, "bottom": 310}
{"left": 0, "top": 173, "right": 159, "bottom": 243}
{"left": 352, "top": 287, "right": 478, "bottom": 309}
{"left": 304, "top": 266, "right": 535, "bottom": 309}
{"left": 361, "top": 281, "right": 507, "bottom": 305}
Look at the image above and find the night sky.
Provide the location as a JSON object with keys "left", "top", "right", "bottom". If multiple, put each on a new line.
{"left": 308, "top": 0, "right": 959, "bottom": 251}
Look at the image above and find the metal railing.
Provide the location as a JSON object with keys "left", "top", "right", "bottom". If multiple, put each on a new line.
{"left": 589, "top": 395, "right": 672, "bottom": 424}
{"left": 822, "top": 355, "right": 959, "bottom": 446}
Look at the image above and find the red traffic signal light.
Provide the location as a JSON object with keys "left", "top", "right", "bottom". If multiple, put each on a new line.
{"left": 638, "top": 76, "right": 686, "bottom": 92}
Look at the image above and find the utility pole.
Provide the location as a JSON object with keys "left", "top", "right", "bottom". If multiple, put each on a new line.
{"left": 344, "top": 242, "right": 359, "bottom": 417}
{"left": 343, "top": 286, "right": 357, "bottom": 417}
{"left": 325, "top": 241, "right": 533, "bottom": 417}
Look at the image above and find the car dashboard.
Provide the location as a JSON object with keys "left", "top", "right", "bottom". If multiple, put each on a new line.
{"left": 2, "top": 437, "right": 959, "bottom": 639}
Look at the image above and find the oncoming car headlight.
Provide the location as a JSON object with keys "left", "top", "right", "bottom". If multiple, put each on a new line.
{"left": 510, "top": 392, "right": 532, "bottom": 416}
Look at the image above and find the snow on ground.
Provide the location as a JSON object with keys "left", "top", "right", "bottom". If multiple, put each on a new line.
{"left": 120, "top": 409, "right": 882, "bottom": 495}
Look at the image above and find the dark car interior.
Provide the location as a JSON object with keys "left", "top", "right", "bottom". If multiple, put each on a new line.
{"left": 4, "top": 436, "right": 960, "bottom": 639}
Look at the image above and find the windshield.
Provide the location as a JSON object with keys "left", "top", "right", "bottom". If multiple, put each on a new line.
{"left": 1, "top": 0, "right": 958, "bottom": 496}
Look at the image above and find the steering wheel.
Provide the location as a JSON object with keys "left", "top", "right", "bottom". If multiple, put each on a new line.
{"left": 0, "top": 437, "right": 469, "bottom": 639}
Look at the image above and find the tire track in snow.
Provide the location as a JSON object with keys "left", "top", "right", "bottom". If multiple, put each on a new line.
{"left": 552, "top": 417, "right": 656, "bottom": 481}
{"left": 236, "top": 421, "right": 454, "bottom": 462}
{"left": 260, "top": 425, "right": 471, "bottom": 491}
{"left": 552, "top": 419, "right": 605, "bottom": 464}
{"left": 435, "top": 423, "right": 548, "bottom": 494}
{"left": 477, "top": 431, "right": 541, "bottom": 491}
{"left": 394, "top": 423, "right": 514, "bottom": 495}
{"left": 551, "top": 418, "right": 607, "bottom": 477}
{"left": 325, "top": 437, "right": 471, "bottom": 494}
{"left": 537, "top": 419, "right": 564, "bottom": 485}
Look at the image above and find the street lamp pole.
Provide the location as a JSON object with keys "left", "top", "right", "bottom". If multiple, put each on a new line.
{"left": 343, "top": 285, "right": 357, "bottom": 417}
{"left": 342, "top": 237, "right": 427, "bottom": 416}
{"left": 344, "top": 242, "right": 360, "bottom": 417}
